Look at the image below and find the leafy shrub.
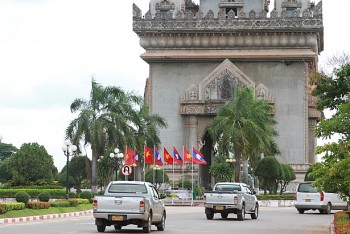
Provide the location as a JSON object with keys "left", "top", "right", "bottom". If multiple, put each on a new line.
{"left": 68, "top": 192, "right": 78, "bottom": 198}
{"left": 0, "top": 204, "right": 6, "bottom": 214}
{"left": 38, "top": 192, "right": 50, "bottom": 202}
{"left": 26, "top": 202, "right": 50, "bottom": 209}
{"left": 75, "top": 198, "right": 90, "bottom": 204}
{"left": 68, "top": 198, "right": 79, "bottom": 207}
{"left": 15, "top": 191, "right": 31, "bottom": 204}
{"left": 50, "top": 200, "right": 71, "bottom": 207}
{"left": 79, "top": 191, "right": 92, "bottom": 201}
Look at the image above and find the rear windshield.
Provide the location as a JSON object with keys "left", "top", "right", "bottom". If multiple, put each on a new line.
{"left": 215, "top": 184, "right": 241, "bottom": 192}
{"left": 298, "top": 183, "right": 318, "bottom": 193}
{"left": 108, "top": 184, "right": 147, "bottom": 194}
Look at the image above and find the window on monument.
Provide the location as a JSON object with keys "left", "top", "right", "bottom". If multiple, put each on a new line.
{"left": 160, "top": 10, "right": 167, "bottom": 20}
{"left": 226, "top": 7, "right": 238, "bottom": 17}
{"left": 286, "top": 7, "right": 296, "bottom": 17}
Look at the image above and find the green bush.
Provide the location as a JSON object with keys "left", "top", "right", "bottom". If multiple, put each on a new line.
{"left": 0, "top": 202, "right": 26, "bottom": 214}
{"left": 0, "top": 204, "right": 6, "bottom": 214}
{"left": 15, "top": 191, "right": 31, "bottom": 204}
{"left": 79, "top": 191, "right": 92, "bottom": 201}
{"left": 68, "top": 199, "right": 79, "bottom": 207}
{"left": 0, "top": 189, "right": 66, "bottom": 199}
{"left": 50, "top": 200, "right": 71, "bottom": 207}
{"left": 38, "top": 192, "right": 50, "bottom": 202}
{"left": 68, "top": 192, "right": 77, "bottom": 198}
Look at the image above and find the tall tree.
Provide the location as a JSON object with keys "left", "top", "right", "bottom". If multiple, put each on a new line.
{"left": 0, "top": 142, "right": 17, "bottom": 161}
{"left": 209, "top": 85, "right": 278, "bottom": 183}
{"left": 66, "top": 79, "right": 142, "bottom": 193}
{"left": 69, "top": 155, "right": 90, "bottom": 194}
{"left": 8, "top": 143, "right": 55, "bottom": 184}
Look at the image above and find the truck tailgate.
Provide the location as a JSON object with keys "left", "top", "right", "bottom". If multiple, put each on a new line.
{"left": 95, "top": 196, "right": 145, "bottom": 213}
{"left": 205, "top": 193, "right": 236, "bottom": 205}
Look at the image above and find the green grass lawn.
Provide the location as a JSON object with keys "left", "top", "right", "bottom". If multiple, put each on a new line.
{"left": 0, "top": 204, "right": 92, "bottom": 219}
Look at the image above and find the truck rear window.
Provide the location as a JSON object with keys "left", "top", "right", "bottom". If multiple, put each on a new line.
{"left": 298, "top": 183, "right": 318, "bottom": 193}
{"left": 215, "top": 184, "right": 241, "bottom": 192}
{"left": 108, "top": 184, "right": 147, "bottom": 194}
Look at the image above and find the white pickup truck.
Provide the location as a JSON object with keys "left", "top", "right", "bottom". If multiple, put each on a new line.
{"left": 204, "top": 182, "right": 259, "bottom": 221}
{"left": 93, "top": 181, "right": 166, "bottom": 233}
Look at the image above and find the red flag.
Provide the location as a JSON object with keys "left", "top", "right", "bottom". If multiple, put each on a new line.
{"left": 183, "top": 146, "right": 192, "bottom": 163}
{"left": 124, "top": 146, "right": 134, "bottom": 166}
{"left": 154, "top": 146, "right": 163, "bottom": 166}
{"left": 163, "top": 147, "right": 174, "bottom": 165}
{"left": 192, "top": 146, "right": 207, "bottom": 165}
{"left": 144, "top": 146, "right": 153, "bottom": 165}
{"left": 172, "top": 146, "right": 183, "bottom": 164}
{"left": 134, "top": 148, "right": 139, "bottom": 166}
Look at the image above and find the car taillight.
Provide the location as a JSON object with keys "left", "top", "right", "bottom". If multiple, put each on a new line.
{"left": 93, "top": 199, "right": 97, "bottom": 209}
{"left": 320, "top": 192, "right": 324, "bottom": 201}
{"left": 294, "top": 193, "right": 297, "bottom": 200}
{"left": 234, "top": 196, "right": 238, "bottom": 204}
{"left": 204, "top": 195, "right": 206, "bottom": 201}
{"left": 140, "top": 200, "right": 145, "bottom": 211}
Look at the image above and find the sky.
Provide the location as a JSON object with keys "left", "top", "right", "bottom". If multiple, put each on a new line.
{"left": 0, "top": 0, "right": 349, "bottom": 171}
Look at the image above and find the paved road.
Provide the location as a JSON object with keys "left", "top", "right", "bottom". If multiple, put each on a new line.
{"left": 0, "top": 206, "right": 333, "bottom": 234}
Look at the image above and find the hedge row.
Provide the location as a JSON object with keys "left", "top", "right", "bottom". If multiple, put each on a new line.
{"left": 256, "top": 194, "right": 295, "bottom": 200}
{"left": 0, "top": 189, "right": 66, "bottom": 199}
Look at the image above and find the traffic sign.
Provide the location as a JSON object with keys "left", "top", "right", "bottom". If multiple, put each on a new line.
{"left": 121, "top": 164, "right": 132, "bottom": 176}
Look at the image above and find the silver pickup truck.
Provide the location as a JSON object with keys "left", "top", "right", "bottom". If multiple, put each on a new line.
{"left": 93, "top": 181, "right": 166, "bottom": 233}
{"left": 204, "top": 182, "right": 259, "bottom": 221}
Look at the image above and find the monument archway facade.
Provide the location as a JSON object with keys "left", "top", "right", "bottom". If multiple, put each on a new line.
{"left": 133, "top": 0, "right": 323, "bottom": 188}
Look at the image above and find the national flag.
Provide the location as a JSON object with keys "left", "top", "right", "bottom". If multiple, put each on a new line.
{"left": 163, "top": 147, "right": 174, "bottom": 165}
{"left": 134, "top": 148, "right": 139, "bottom": 166}
{"left": 192, "top": 146, "right": 207, "bottom": 165}
{"left": 144, "top": 146, "right": 153, "bottom": 165}
{"left": 183, "top": 146, "right": 193, "bottom": 163}
{"left": 124, "top": 146, "right": 134, "bottom": 165}
{"left": 154, "top": 146, "right": 163, "bottom": 166}
{"left": 172, "top": 146, "right": 183, "bottom": 164}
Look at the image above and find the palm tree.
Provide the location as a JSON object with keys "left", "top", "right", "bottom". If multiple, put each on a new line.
{"left": 66, "top": 79, "right": 142, "bottom": 193}
{"left": 209, "top": 85, "right": 278, "bottom": 184}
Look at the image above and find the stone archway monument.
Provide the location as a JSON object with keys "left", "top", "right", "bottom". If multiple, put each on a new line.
{"left": 133, "top": 0, "right": 323, "bottom": 187}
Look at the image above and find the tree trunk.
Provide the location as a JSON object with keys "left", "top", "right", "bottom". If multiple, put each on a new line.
{"left": 234, "top": 151, "right": 241, "bottom": 182}
{"left": 242, "top": 160, "right": 249, "bottom": 184}
{"left": 91, "top": 151, "right": 98, "bottom": 194}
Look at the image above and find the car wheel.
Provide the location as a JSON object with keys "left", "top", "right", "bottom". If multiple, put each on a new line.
{"left": 325, "top": 203, "right": 332, "bottom": 214}
{"left": 206, "top": 208, "right": 214, "bottom": 220}
{"left": 297, "top": 209, "right": 305, "bottom": 214}
{"left": 97, "top": 225, "right": 106, "bottom": 233}
{"left": 157, "top": 212, "right": 166, "bottom": 231}
{"left": 251, "top": 203, "right": 259, "bottom": 219}
{"left": 237, "top": 204, "right": 245, "bottom": 221}
{"left": 114, "top": 225, "right": 122, "bottom": 230}
{"left": 221, "top": 212, "right": 228, "bottom": 219}
{"left": 143, "top": 214, "right": 152, "bottom": 233}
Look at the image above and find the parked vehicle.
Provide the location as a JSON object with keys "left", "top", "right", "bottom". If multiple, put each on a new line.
{"left": 93, "top": 181, "right": 166, "bottom": 233}
{"left": 294, "top": 182, "right": 348, "bottom": 214}
{"left": 203, "top": 182, "right": 259, "bottom": 221}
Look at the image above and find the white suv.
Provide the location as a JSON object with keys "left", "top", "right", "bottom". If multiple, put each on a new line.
{"left": 294, "top": 182, "right": 348, "bottom": 214}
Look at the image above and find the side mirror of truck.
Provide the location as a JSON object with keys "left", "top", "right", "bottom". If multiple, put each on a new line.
{"left": 252, "top": 191, "right": 257, "bottom": 195}
{"left": 159, "top": 193, "right": 166, "bottom": 199}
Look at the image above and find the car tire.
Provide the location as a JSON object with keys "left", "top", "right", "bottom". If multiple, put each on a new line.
{"left": 206, "top": 208, "right": 214, "bottom": 220}
{"left": 237, "top": 204, "right": 245, "bottom": 221}
{"left": 325, "top": 203, "right": 332, "bottom": 214}
{"left": 251, "top": 203, "right": 259, "bottom": 219}
{"left": 157, "top": 212, "right": 166, "bottom": 231}
{"left": 221, "top": 212, "right": 228, "bottom": 219}
{"left": 297, "top": 209, "right": 305, "bottom": 214}
{"left": 143, "top": 214, "right": 152, "bottom": 233}
{"left": 97, "top": 225, "right": 106, "bottom": 232}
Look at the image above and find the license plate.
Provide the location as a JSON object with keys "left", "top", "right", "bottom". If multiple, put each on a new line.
{"left": 112, "top": 215, "right": 124, "bottom": 221}
{"left": 305, "top": 199, "right": 311, "bottom": 202}
{"left": 216, "top": 206, "right": 224, "bottom": 210}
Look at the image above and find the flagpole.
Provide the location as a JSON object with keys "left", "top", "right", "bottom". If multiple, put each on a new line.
{"left": 172, "top": 162, "right": 174, "bottom": 205}
{"left": 153, "top": 146, "right": 155, "bottom": 185}
{"left": 182, "top": 145, "right": 184, "bottom": 205}
{"left": 143, "top": 145, "right": 146, "bottom": 182}
{"left": 191, "top": 145, "right": 194, "bottom": 206}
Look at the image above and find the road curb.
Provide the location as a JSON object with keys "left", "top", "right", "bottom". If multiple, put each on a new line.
{"left": 0, "top": 210, "right": 92, "bottom": 225}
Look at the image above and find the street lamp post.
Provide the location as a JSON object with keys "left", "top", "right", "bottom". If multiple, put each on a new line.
{"left": 109, "top": 148, "right": 124, "bottom": 181}
{"left": 226, "top": 154, "right": 236, "bottom": 182}
{"left": 62, "top": 140, "right": 77, "bottom": 200}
